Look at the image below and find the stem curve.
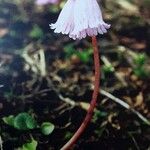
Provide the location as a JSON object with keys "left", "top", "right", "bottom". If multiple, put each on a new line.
{"left": 61, "top": 36, "right": 100, "bottom": 150}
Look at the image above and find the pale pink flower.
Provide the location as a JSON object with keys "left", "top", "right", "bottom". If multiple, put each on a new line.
{"left": 50, "top": 0, "right": 75, "bottom": 35}
{"left": 50, "top": 0, "right": 110, "bottom": 40}
{"left": 36, "top": 0, "right": 59, "bottom": 5}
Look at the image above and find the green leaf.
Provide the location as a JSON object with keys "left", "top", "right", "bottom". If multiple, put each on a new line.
{"left": 64, "top": 44, "right": 75, "bottom": 58}
{"left": 64, "top": 132, "right": 73, "bottom": 140}
{"left": 29, "top": 25, "right": 43, "bottom": 39}
{"left": 64, "top": 44, "right": 92, "bottom": 63}
{"left": 94, "top": 126, "right": 106, "bottom": 138}
{"left": 134, "top": 53, "right": 146, "bottom": 66}
{"left": 41, "top": 122, "right": 55, "bottom": 135}
{"left": 75, "top": 49, "right": 92, "bottom": 63}
{"left": 102, "top": 64, "right": 114, "bottom": 74}
{"left": 20, "top": 138, "right": 38, "bottom": 150}
{"left": 133, "top": 67, "right": 149, "bottom": 79}
{"left": 76, "top": 52, "right": 90, "bottom": 63}
{"left": 26, "top": 116, "right": 37, "bottom": 130}
{"left": 92, "top": 110, "right": 108, "bottom": 123}
{"left": 14, "top": 113, "right": 37, "bottom": 130}
{"left": 2, "top": 115, "right": 15, "bottom": 126}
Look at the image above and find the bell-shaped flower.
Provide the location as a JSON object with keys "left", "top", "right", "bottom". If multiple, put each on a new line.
{"left": 50, "top": 0, "right": 110, "bottom": 39}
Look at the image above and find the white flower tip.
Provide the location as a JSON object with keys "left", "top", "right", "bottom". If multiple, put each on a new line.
{"left": 105, "top": 24, "right": 111, "bottom": 29}
{"left": 49, "top": 24, "right": 56, "bottom": 30}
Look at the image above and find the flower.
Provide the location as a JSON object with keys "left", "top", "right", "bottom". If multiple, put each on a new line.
{"left": 50, "top": 0, "right": 110, "bottom": 40}
{"left": 50, "top": 0, "right": 75, "bottom": 34}
{"left": 36, "top": 0, "right": 59, "bottom": 5}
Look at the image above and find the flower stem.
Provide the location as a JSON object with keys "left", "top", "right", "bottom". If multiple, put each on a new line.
{"left": 61, "top": 36, "right": 100, "bottom": 150}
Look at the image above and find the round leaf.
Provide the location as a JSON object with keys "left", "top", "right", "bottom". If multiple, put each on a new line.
{"left": 26, "top": 115, "right": 37, "bottom": 129}
{"left": 22, "top": 138, "right": 38, "bottom": 150}
{"left": 41, "top": 122, "right": 55, "bottom": 135}
{"left": 2, "top": 115, "right": 15, "bottom": 126}
{"left": 14, "top": 113, "right": 37, "bottom": 130}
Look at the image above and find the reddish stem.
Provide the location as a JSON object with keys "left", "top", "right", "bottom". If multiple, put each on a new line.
{"left": 61, "top": 36, "right": 100, "bottom": 150}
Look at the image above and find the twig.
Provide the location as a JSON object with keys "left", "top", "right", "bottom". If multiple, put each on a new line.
{"left": 100, "top": 89, "right": 150, "bottom": 126}
{"left": 18, "top": 88, "right": 52, "bottom": 99}
{"left": 17, "top": 87, "right": 78, "bottom": 108}
{"left": 22, "top": 48, "right": 47, "bottom": 76}
{"left": 39, "top": 49, "right": 47, "bottom": 77}
{"left": 58, "top": 94, "right": 76, "bottom": 107}
{"left": 18, "top": 78, "right": 150, "bottom": 126}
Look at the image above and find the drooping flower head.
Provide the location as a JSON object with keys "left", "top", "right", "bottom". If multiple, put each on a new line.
{"left": 36, "top": 0, "right": 59, "bottom": 5}
{"left": 50, "top": 0, "right": 110, "bottom": 40}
